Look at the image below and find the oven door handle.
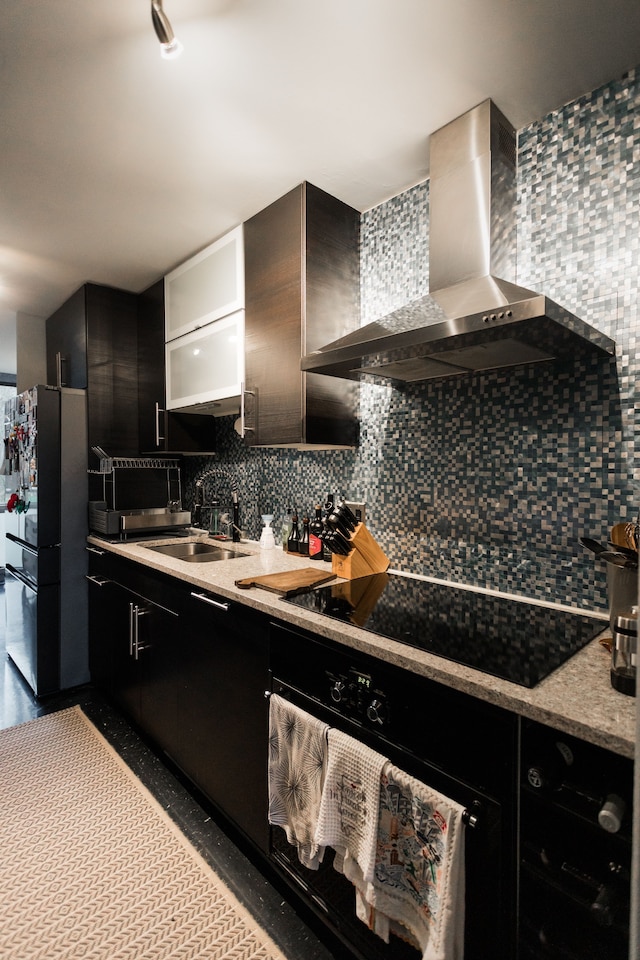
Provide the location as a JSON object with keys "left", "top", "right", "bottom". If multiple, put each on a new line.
{"left": 265, "top": 688, "right": 482, "bottom": 830}
{"left": 462, "top": 801, "right": 481, "bottom": 829}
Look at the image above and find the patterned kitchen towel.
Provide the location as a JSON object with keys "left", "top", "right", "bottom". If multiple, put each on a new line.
{"left": 268, "top": 694, "right": 329, "bottom": 869}
{"left": 314, "top": 727, "right": 388, "bottom": 883}
{"left": 357, "top": 763, "right": 466, "bottom": 960}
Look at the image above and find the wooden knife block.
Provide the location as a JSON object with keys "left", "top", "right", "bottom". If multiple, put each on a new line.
{"left": 331, "top": 522, "right": 390, "bottom": 580}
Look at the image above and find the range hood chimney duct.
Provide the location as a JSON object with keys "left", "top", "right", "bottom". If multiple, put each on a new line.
{"left": 302, "top": 99, "right": 615, "bottom": 384}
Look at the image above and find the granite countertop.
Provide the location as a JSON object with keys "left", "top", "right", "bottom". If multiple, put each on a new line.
{"left": 88, "top": 531, "right": 636, "bottom": 759}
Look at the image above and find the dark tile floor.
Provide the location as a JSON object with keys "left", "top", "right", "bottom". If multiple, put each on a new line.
{"left": 0, "top": 587, "right": 346, "bottom": 960}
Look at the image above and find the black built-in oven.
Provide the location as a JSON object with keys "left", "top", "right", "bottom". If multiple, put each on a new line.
{"left": 268, "top": 622, "right": 519, "bottom": 960}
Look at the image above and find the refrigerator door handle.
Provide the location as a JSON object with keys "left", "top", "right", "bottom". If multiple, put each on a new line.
{"left": 6, "top": 532, "right": 38, "bottom": 557}
{"left": 5, "top": 563, "right": 37, "bottom": 593}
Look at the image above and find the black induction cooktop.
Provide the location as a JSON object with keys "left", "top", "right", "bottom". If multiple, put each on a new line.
{"left": 281, "top": 572, "right": 606, "bottom": 688}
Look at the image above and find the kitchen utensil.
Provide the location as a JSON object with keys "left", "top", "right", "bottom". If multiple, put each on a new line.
{"left": 323, "top": 532, "right": 350, "bottom": 555}
{"left": 610, "top": 523, "right": 630, "bottom": 548}
{"left": 325, "top": 513, "right": 351, "bottom": 538}
{"left": 579, "top": 536, "right": 609, "bottom": 557}
{"left": 335, "top": 501, "right": 358, "bottom": 530}
{"left": 607, "top": 541, "right": 639, "bottom": 561}
{"left": 234, "top": 569, "right": 336, "bottom": 596}
{"left": 600, "top": 551, "right": 638, "bottom": 569}
{"left": 610, "top": 606, "right": 637, "bottom": 697}
{"left": 331, "top": 530, "right": 352, "bottom": 554}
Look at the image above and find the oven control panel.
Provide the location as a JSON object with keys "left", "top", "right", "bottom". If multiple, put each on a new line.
{"left": 326, "top": 667, "right": 389, "bottom": 727}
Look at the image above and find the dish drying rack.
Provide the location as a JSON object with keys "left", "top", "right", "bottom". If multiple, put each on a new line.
{"left": 89, "top": 446, "right": 184, "bottom": 506}
{"left": 88, "top": 447, "right": 191, "bottom": 539}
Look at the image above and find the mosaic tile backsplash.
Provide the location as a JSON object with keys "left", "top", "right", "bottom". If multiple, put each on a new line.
{"left": 184, "top": 67, "right": 640, "bottom": 613}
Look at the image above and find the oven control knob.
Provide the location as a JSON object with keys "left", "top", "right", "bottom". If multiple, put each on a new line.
{"left": 330, "top": 680, "right": 346, "bottom": 703}
{"left": 366, "top": 698, "right": 387, "bottom": 725}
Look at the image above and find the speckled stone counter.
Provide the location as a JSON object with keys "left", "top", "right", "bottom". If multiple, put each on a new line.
{"left": 88, "top": 532, "right": 636, "bottom": 759}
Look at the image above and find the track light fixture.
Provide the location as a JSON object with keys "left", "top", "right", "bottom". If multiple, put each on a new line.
{"left": 151, "top": 0, "right": 183, "bottom": 60}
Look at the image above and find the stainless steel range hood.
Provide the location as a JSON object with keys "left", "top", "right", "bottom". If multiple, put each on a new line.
{"left": 302, "top": 99, "right": 615, "bottom": 384}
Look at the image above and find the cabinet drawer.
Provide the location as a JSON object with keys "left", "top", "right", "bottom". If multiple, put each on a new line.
{"left": 165, "top": 225, "right": 244, "bottom": 341}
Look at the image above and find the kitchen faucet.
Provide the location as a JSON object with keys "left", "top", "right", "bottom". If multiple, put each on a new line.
{"left": 193, "top": 468, "right": 241, "bottom": 542}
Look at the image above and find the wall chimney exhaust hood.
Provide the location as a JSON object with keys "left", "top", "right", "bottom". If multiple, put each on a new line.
{"left": 301, "top": 100, "right": 615, "bottom": 385}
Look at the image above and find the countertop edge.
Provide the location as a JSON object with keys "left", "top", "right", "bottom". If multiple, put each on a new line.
{"left": 87, "top": 534, "right": 636, "bottom": 759}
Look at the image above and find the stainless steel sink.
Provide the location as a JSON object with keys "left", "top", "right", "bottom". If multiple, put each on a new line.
{"left": 145, "top": 541, "right": 250, "bottom": 562}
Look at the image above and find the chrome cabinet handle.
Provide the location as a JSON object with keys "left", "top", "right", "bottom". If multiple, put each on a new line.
{"left": 155, "top": 402, "right": 166, "bottom": 446}
{"left": 133, "top": 606, "right": 149, "bottom": 659}
{"left": 238, "top": 383, "right": 256, "bottom": 439}
{"left": 86, "top": 546, "right": 106, "bottom": 556}
{"left": 190, "top": 591, "right": 229, "bottom": 612}
{"left": 55, "top": 352, "right": 67, "bottom": 388}
{"left": 130, "top": 604, "right": 150, "bottom": 659}
{"left": 86, "top": 574, "right": 110, "bottom": 587}
{"left": 129, "top": 602, "right": 135, "bottom": 656}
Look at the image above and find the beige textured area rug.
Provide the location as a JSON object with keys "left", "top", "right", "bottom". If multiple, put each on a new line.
{"left": 0, "top": 707, "right": 287, "bottom": 960}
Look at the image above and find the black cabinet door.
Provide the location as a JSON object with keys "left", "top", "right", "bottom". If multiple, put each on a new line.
{"left": 87, "top": 551, "right": 182, "bottom": 757}
{"left": 87, "top": 552, "right": 269, "bottom": 850}
{"left": 179, "top": 589, "right": 270, "bottom": 851}
{"left": 244, "top": 181, "right": 359, "bottom": 447}
{"left": 109, "top": 580, "right": 144, "bottom": 726}
{"left": 135, "top": 593, "right": 181, "bottom": 760}
{"left": 85, "top": 284, "right": 139, "bottom": 458}
{"left": 87, "top": 562, "right": 115, "bottom": 692}
{"left": 138, "top": 279, "right": 216, "bottom": 455}
{"left": 46, "top": 282, "right": 139, "bottom": 459}
{"left": 46, "top": 286, "right": 87, "bottom": 388}
{"left": 87, "top": 566, "right": 142, "bottom": 724}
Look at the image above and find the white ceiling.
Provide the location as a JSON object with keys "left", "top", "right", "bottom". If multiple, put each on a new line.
{"left": 1, "top": 0, "right": 640, "bottom": 375}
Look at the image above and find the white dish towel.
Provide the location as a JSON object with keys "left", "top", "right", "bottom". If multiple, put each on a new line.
{"left": 358, "top": 763, "right": 466, "bottom": 960}
{"left": 267, "top": 694, "right": 329, "bottom": 870}
{"left": 314, "top": 727, "right": 388, "bottom": 883}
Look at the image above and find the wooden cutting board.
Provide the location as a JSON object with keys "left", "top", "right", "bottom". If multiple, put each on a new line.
{"left": 235, "top": 568, "right": 336, "bottom": 597}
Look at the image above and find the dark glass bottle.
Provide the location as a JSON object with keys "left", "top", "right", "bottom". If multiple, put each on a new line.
{"left": 299, "top": 516, "right": 310, "bottom": 556}
{"left": 309, "top": 505, "right": 324, "bottom": 560}
{"left": 287, "top": 511, "right": 300, "bottom": 553}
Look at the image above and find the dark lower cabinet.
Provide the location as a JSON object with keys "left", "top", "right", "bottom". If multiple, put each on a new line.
{"left": 88, "top": 550, "right": 635, "bottom": 960}
{"left": 87, "top": 549, "right": 183, "bottom": 761}
{"left": 177, "top": 588, "right": 269, "bottom": 851}
{"left": 87, "top": 550, "right": 270, "bottom": 851}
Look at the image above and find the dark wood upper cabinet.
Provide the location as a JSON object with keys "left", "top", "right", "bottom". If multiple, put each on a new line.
{"left": 244, "top": 182, "right": 360, "bottom": 447}
{"left": 46, "top": 283, "right": 139, "bottom": 458}
{"left": 138, "top": 278, "right": 216, "bottom": 454}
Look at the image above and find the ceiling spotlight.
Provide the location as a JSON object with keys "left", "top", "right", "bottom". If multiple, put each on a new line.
{"left": 151, "top": 0, "right": 183, "bottom": 60}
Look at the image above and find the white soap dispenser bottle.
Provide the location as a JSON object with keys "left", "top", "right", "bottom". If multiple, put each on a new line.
{"left": 260, "top": 514, "right": 276, "bottom": 550}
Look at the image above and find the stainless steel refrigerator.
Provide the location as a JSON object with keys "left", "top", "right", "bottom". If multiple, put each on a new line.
{"left": 4, "top": 385, "right": 88, "bottom": 696}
